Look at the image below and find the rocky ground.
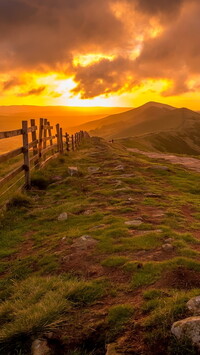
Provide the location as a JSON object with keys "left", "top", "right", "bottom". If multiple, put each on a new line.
{"left": 0, "top": 137, "right": 200, "bottom": 354}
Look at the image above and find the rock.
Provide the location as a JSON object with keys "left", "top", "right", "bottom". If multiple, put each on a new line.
{"left": 171, "top": 316, "right": 200, "bottom": 349}
{"left": 58, "top": 212, "right": 68, "bottom": 221}
{"left": 88, "top": 166, "right": 100, "bottom": 173}
{"left": 127, "top": 197, "right": 134, "bottom": 202}
{"left": 162, "top": 243, "right": 173, "bottom": 252}
{"left": 31, "top": 339, "right": 52, "bottom": 355}
{"left": 114, "top": 165, "right": 124, "bottom": 171}
{"left": 165, "top": 238, "right": 173, "bottom": 243}
{"left": 187, "top": 296, "right": 200, "bottom": 315}
{"left": 120, "top": 174, "right": 135, "bottom": 178}
{"left": 154, "top": 212, "right": 165, "bottom": 218}
{"left": 84, "top": 210, "right": 93, "bottom": 215}
{"left": 115, "top": 180, "right": 123, "bottom": 188}
{"left": 125, "top": 219, "right": 143, "bottom": 227}
{"left": 149, "top": 165, "right": 170, "bottom": 172}
{"left": 68, "top": 166, "right": 78, "bottom": 176}
{"left": 72, "top": 235, "right": 97, "bottom": 250}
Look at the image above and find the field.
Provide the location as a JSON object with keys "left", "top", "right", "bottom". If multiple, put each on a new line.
{"left": 0, "top": 138, "right": 200, "bottom": 354}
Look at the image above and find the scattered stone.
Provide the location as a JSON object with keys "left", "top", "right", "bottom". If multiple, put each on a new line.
{"left": 68, "top": 166, "right": 79, "bottom": 176}
{"left": 114, "top": 165, "right": 124, "bottom": 171}
{"left": 120, "top": 174, "right": 135, "bottom": 178}
{"left": 154, "top": 212, "right": 165, "bottom": 218}
{"left": 58, "top": 212, "right": 68, "bottom": 221}
{"left": 162, "top": 244, "right": 174, "bottom": 252}
{"left": 31, "top": 339, "right": 52, "bottom": 355}
{"left": 115, "top": 180, "right": 123, "bottom": 188}
{"left": 171, "top": 316, "right": 200, "bottom": 350}
{"left": 139, "top": 229, "right": 162, "bottom": 235}
{"left": 62, "top": 237, "right": 66, "bottom": 241}
{"left": 149, "top": 165, "right": 170, "bottom": 172}
{"left": 84, "top": 210, "right": 93, "bottom": 215}
{"left": 127, "top": 197, "right": 134, "bottom": 202}
{"left": 88, "top": 166, "right": 100, "bottom": 174}
{"left": 187, "top": 296, "right": 200, "bottom": 315}
{"left": 72, "top": 235, "right": 97, "bottom": 250}
{"left": 125, "top": 219, "right": 143, "bottom": 227}
{"left": 165, "top": 238, "right": 173, "bottom": 243}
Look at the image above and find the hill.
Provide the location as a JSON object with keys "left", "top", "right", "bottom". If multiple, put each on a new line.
{"left": 74, "top": 102, "right": 200, "bottom": 155}
{"left": 1, "top": 138, "right": 200, "bottom": 354}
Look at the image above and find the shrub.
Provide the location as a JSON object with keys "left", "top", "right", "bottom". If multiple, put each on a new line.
{"left": 6, "top": 193, "right": 32, "bottom": 209}
{"left": 31, "top": 171, "right": 50, "bottom": 190}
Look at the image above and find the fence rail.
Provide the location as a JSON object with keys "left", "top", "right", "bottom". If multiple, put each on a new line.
{"left": 0, "top": 118, "right": 90, "bottom": 197}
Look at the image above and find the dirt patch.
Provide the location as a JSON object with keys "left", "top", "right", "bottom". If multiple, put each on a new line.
{"left": 157, "top": 267, "right": 200, "bottom": 289}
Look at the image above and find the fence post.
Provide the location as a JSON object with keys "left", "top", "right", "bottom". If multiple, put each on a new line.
{"left": 47, "top": 121, "right": 54, "bottom": 156}
{"left": 22, "top": 120, "right": 31, "bottom": 189}
{"left": 43, "top": 118, "right": 47, "bottom": 161}
{"left": 60, "top": 127, "right": 63, "bottom": 153}
{"left": 72, "top": 134, "right": 75, "bottom": 151}
{"left": 65, "top": 133, "right": 70, "bottom": 151}
{"left": 30, "top": 119, "right": 38, "bottom": 168}
{"left": 56, "top": 124, "right": 60, "bottom": 153}
{"left": 38, "top": 118, "right": 44, "bottom": 166}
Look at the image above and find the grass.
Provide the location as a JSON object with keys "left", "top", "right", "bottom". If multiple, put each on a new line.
{"left": 1, "top": 137, "right": 200, "bottom": 354}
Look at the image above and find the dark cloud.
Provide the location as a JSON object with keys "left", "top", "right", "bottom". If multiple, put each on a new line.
{"left": 17, "top": 86, "right": 46, "bottom": 96}
{"left": 1, "top": 0, "right": 200, "bottom": 99}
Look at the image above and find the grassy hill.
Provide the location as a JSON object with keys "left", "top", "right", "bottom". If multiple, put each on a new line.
{"left": 74, "top": 102, "right": 200, "bottom": 155}
{"left": 0, "top": 138, "right": 200, "bottom": 354}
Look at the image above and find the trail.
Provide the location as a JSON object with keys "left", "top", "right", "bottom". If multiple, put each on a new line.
{"left": 127, "top": 148, "right": 200, "bottom": 173}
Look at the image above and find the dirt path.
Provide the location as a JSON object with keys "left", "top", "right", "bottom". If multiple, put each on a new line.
{"left": 127, "top": 148, "right": 200, "bottom": 173}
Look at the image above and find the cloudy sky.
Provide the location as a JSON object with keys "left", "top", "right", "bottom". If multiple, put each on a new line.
{"left": 1, "top": 0, "right": 200, "bottom": 108}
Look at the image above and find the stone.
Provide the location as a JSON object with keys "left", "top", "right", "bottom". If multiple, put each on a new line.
{"left": 88, "top": 166, "right": 100, "bottom": 173}
{"left": 165, "top": 238, "right": 173, "bottom": 243}
{"left": 162, "top": 243, "right": 173, "bottom": 252}
{"left": 51, "top": 175, "right": 62, "bottom": 182}
{"left": 68, "top": 166, "right": 78, "bottom": 176}
{"left": 72, "top": 235, "right": 97, "bottom": 250}
{"left": 84, "top": 210, "right": 93, "bottom": 215}
{"left": 31, "top": 339, "right": 52, "bottom": 355}
{"left": 125, "top": 219, "right": 143, "bottom": 227}
{"left": 58, "top": 212, "right": 68, "bottom": 221}
{"left": 171, "top": 316, "right": 200, "bottom": 349}
{"left": 187, "top": 296, "right": 200, "bottom": 315}
{"left": 120, "top": 174, "right": 135, "bottom": 178}
{"left": 154, "top": 212, "right": 165, "bottom": 218}
{"left": 114, "top": 165, "right": 124, "bottom": 171}
{"left": 115, "top": 180, "right": 123, "bottom": 188}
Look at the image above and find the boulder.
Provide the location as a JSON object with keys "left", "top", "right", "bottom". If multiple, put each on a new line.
{"left": 162, "top": 243, "right": 173, "bottom": 252}
{"left": 187, "top": 296, "right": 200, "bottom": 315}
{"left": 171, "top": 316, "right": 200, "bottom": 349}
{"left": 31, "top": 339, "right": 52, "bottom": 355}
{"left": 72, "top": 235, "right": 97, "bottom": 250}
{"left": 68, "top": 166, "right": 78, "bottom": 176}
{"left": 58, "top": 212, "right": 68, "bottom": 221}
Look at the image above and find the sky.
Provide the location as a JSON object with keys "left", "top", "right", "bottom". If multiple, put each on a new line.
{"left": 1, "top": 0, "right": 200, "bottom": 109}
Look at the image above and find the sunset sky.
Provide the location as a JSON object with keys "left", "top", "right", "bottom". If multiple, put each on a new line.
{"left": 1, "top": 0, "right": 200, "bottom": 109}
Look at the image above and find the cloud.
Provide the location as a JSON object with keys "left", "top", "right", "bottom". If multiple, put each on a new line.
{"left": 1, "top": 0, "right": 200, "bottom": 100}
{"left": 17, "top": 86, "right": 46, "bottom": 96}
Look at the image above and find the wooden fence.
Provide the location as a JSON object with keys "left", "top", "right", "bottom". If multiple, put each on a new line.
{"left": 0, "top": 118, "right": 89, "bottom": 197}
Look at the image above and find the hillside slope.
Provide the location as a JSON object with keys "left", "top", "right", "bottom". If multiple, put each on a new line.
{"left": 74, "top": 102, "right": 200, "bottom": 155}
{"left": 1, "top": 138, "right": 200, "bottom": 354}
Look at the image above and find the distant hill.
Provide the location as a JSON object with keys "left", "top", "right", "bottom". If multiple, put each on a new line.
{"left": 74, "top": 101, "right": 200, "bottom": 155}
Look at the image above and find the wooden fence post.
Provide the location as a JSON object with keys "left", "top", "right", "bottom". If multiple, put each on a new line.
{"left": 60, "top": 127, "right": 63, "bottom": 153}
{"left": 30, "top": 119, "right": 38, "bottom": 167}
{"left": 43, "top": 118, "right": 47, "bottom": 161}
{"left": 38, "top": 118, "right": 44, "bottom": 166}
{"left": 72, "top": 134, "right": 75, "bottom": 151}
{"left": 22, "top": 120, "right": 31, "bottom": 189}
{"left": 56, "top": 124, "right": 60, "bottom": 153}
{"left": 47, "top": 121, "right": 54, "bottom": 156}
{"left": 65, "top": 133, "right": 70, "bottom": 151}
